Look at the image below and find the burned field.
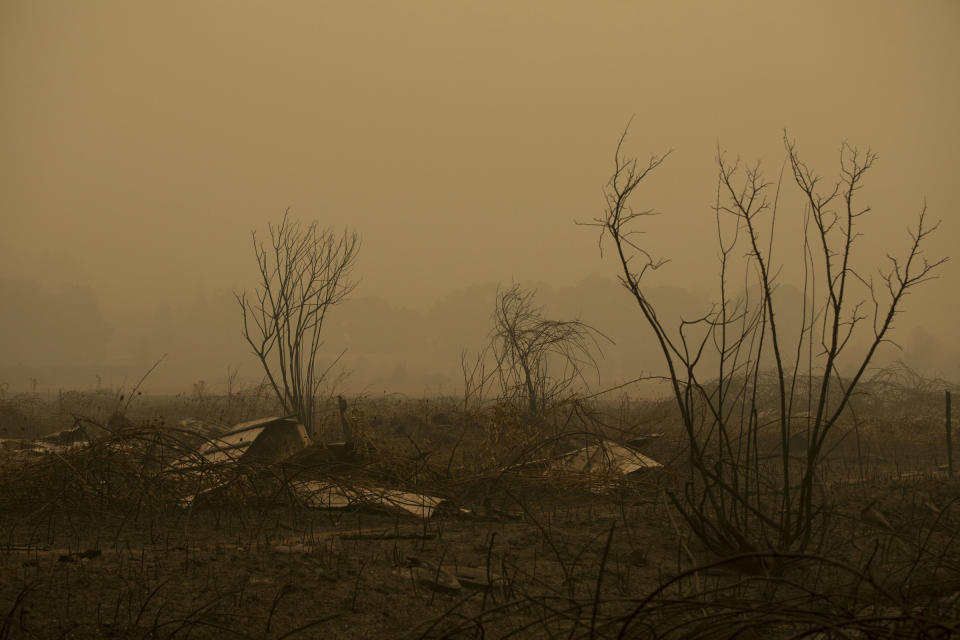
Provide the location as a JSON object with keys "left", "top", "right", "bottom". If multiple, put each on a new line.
{"left": 1, "top": 382, "right": 958, "bottom": 640}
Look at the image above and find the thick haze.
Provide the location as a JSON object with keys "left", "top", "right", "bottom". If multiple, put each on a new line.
{"left": 2, "top": 1, "right": 957, "bottom": 394}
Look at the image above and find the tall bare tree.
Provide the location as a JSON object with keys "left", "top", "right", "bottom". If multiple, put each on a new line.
{"left": 592, "top": 124, "right": 946, "bottom": 555}
{"left": 236, "top": 210, "right": 359, "bottom": 435}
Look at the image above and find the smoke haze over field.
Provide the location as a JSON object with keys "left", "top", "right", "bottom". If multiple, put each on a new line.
{"left": 2, "top": 1, "right": 957, "bottom": 393}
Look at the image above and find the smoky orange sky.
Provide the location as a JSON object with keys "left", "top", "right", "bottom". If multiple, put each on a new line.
{"left": 1, "top": 1, "right": 957, "bottom": 392}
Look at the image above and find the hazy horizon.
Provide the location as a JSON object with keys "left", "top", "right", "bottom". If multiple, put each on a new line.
{"left": 2, "top": 1, "right": 957, "bottom": 395}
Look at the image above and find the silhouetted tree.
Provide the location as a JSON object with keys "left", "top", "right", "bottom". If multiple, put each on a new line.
{"left": 592, "top": 124, "right": 947, "bottom": 554}
{"left": 236, "top": 210, "right": 359, "bottom": 435}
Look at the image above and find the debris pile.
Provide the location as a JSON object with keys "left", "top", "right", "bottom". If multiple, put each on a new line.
{"left": 170, "top": 415, "right": 457, "bottom": 519}
{"left": 3, "top": 410, "right": 662, "bottom": 518}
{"left": 0, "top": 420, "right": 92, "bottom": 457}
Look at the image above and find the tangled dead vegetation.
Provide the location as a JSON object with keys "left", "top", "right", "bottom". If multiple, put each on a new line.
{"left": 0, "top": 387, "right": 955, "bottom": 638}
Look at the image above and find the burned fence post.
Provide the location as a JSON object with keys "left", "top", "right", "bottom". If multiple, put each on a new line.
{"left": 338, "top": 395, "right": 354, "bottom": 448}
{"left": 947, "top": 390, "right": 953, "bottom": 478}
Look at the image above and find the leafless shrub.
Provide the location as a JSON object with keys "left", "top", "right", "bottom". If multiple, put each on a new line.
{"left": 461, "top": 285, "right": 610, "bottom": 420}
{"left": 488, "top": 284, "right": 611, "bottom": 420}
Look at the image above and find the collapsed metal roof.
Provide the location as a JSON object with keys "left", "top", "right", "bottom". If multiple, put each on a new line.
{"left": 291, "top": 481, "right": 452, "bottom": 519}
{"left": 171, "top": 416, "right": 454, "bottom": 518}
{"left": 550, "top": 440, "right": 662, "bottom": 475}
{"left": 507, "top": 438, "right": 662, "bottom": 477}
{"left": 173, "top": 416, "right": 311, "bottom": 468}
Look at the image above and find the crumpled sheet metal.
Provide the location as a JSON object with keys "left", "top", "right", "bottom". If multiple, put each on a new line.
{"left": 291, "top": 481, "right": 450, "bottom": 519}
{"left": 171, "top": 416, "right": 455, "bottom": 519}
{"left": 507, "top": 438, "right": 662, "bottom": 478}
{"left": 0, "top": 422, "right": 92, "bottom": 458}
{"left": 172, "top": 416, "right": 310, "bottom": 468}
{"left": 551, "top": 440, "right": 662, "bottom": 475}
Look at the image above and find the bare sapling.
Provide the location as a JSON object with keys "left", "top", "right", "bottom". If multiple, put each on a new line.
{"left": 236, "top": 210, "right": 360, "bottom": 436}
